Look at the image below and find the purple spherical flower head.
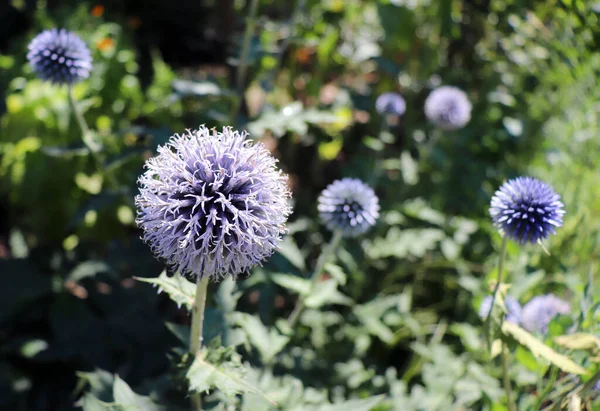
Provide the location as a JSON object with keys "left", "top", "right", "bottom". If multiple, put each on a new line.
{"left": 135, "top": 126, "right": 292, "bottom": 280}
{"left": 318, "top": 178, "right": 379, "bottom": 238}
{"left": 27, "top": 28, "right": 92, "bottom": 85}
{"left": 375, "top": 92, "right": 406, "bottom": 116}
{"left": 490, "top": 177, "right": 565, "bottom": 244}
{"left": 521, "top": 294, "right": 570, "bottom": 334}
{"left": 424, "top": 86, "right": 472, "bottom": 130}
{"left": 478, "top": 295, "right": 522, "bottom": 324}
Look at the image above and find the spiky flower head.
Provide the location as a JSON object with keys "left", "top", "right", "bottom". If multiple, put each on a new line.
{"left": 317, "top": 178, "right": 379, "bottom": 238}
{"left": 375, "top": 92, "right": 406, "bottom": 116}
{"left": 27, "top": 28, "right": 92, "bottom": 85}
{"left": 478, "top": 295, "right": 522, "bottom": 324}
{"left": 424, "top": 86, "right": 472, "bottom": 130}
{"left": 521, "top": 294, "right": 570, "bottom": 334}
{"left": 490, "top": 177, "right": 565, "bottom": 244}
{"left": 135, "top": 126, "right": 292, "bottom": 280}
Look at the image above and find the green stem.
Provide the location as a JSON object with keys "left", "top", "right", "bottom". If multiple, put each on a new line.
{"left": 230, "top": 0, "right": 261, "bottom": 122}
{"left": 189, "top": 276, "right": 209, "bottom": 411}
{"left": 502, "top": 343, "right": 517, "bottom": 411}
{"left": 486, "top": 235, "right": 508, "bottom": 347}
{"left": 68, "top": 86, "right": 100, "bottom": 153}
{"left": 287, "top": 230, "right": 343, "bottom": 327}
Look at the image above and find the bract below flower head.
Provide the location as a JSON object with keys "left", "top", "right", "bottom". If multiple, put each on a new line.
{"left": 521, "top": 294, "right": 570, "bottom": 334}
{"left": 424, "top": 86, "right": 471, "bottom": 130}
{"left": 478, "top": 295, "right": 522, "bottom": 324}
{"left": 27, "top": 28, "right": 92, "bottom": 85}
{"left": 490, "top": 176, "right": 565, "bottom": 244}
{"left": 375, "top": 92, "right": 406, "bottom": 116}
{"left": 317, "top": 178, "right": 379, "bottom": 238}
{"left": 135, "top": 126, "right": 292, "bottom": 280}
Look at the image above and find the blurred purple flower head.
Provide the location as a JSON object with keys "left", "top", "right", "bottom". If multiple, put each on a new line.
{"left": 424, "top": 86, "right": 472, "bottom": 130}
{"left": 135, "top": 126, "right": 292, "bottom": 280}
{"left": 375, "top": 92, "right": 406, "bottom": 116}
{"left": 478, "top": 295, "right": 522, "bottom": 324}
{"left": 521, "top": 294, "right": 570, "bottom": 334}
{"left": 490, "top": 177, "right": 565, "bottom": 244}
{"left": 27, "top": 28, "right": 92, "bottom": 85}
{"left": 318, "top": 178, "right": 379, "bottom": 238}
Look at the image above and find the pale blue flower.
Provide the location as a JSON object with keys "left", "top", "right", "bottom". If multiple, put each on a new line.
{"left": 424, "top": 86, "right": 471, "bottom": 130}
{"left": 135, "top": 126, "right": 292, "bottom": 280}
{"left": 375, "top": 92, "right": 406, "bottom": 116}
{"left": 521, "top": 294, "right": 570, "bottom": 334}
{"left": 479, "top": 295, "right": 522, "bottom": 324}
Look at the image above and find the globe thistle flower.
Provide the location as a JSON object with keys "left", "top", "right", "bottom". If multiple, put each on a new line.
{"left": 424, "top": 86, "right": 472, "bottom": 130}
{"left": 478, "top": 295, "right": 522, "bottom": 324}
{"left": 135, "top": 126, "right": 292, "bottom": 280}
{"left": 490, "top": 177, "right": 565, "bottom": 244}
{"left": 317, "top": 178, "right": 379, "bottom": 238}
{"left": 521, "top": 294, "right": 570, "bottom": 334}
{"left": 27, "top": 28, "right": 92, "bottom": 85}
{"left": 375, "top": 92, "right": 406, "bottom": 116}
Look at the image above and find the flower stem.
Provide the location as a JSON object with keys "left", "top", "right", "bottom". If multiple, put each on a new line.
{"left": 502, "top": 343, "right": 517, "bottom": 411}
{"left": 68, "top": 86, "right": 101, "bottom": 153}
{"left": 486, "top": 235, "right": 508, "bottom": 347}
{"left": 189, "top": 276, "right": 209, "bottom": 411}
{"left": 287, "top": 230, "right": 343, "bottom": 327}
{"left": 230, "top": 0, "right": 261, "bottom": 123}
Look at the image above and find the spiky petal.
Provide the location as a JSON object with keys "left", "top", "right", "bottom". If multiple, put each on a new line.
{"left": 317, "top": 178, "right": 379, "bottom": 238}
{"left": 135, "top": 126, "right": 292, "bottom": 280}
{"left": 490, "top": 177, "right": 565, "bottom": 244}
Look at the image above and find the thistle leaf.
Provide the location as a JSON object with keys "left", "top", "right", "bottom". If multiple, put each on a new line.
{"left": 135, "top": 271, "right": 195, "bottom": 310}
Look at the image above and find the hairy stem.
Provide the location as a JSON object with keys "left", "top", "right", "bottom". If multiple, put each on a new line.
{"left": 230, "top": 0, "right": 261, "bottom": 122}
{"left": 485, "top": 235, "right": 508, "bottom": 348}
{"left": 287, "top": 231, "right": 343, "bottom": 327}
{"left": 189, "top": 276, "right": 209, "bottom": 411}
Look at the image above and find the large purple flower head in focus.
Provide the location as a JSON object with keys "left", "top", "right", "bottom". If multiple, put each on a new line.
{"left": 318, "top": 178, "right": 379, "bottom": 238}
{"left": 135, "top": 126, "right": 292, "bottom": 280}
{"left": 27, "top": 28, "right": 92, "bottom": 85}
{"left": 424, "top": 86, "right": 472, "bottom": 130}
{"left": 479, "top": 295, "right": 522, "bottom": 324}
{"left": 375, "top": 92, "right": 406, "bottom": 116}
{"left": 490, "top": 177, "right": 565, "bottom": 244}
{"left": 521, "top": 294, "right": 570, "bottom": 334}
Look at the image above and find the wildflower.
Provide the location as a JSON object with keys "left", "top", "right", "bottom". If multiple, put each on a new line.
{"left": 27, "top": 29, "right": 92, "bottom": 85}
{"left": 490, "top": 177, "right": 565, "bottom": 244}
{"left": 521, "top": 294, "right": 570, "bottom": 334}
{"left": 424, "top": 86, "right": 471, "bottom": 130}
{"left": 135, "top": 126, "right": 292, "bottom": 280}
{"left": 479, "top": 295, "right": 522, "bottom": 324}
{"left": 375, "top": 92, "right": 406, "bottom": 116}
{"left": 318, "top": 178, "right": 379, "bottom": 237}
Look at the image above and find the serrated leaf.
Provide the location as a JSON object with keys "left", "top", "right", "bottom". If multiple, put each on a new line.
{"left": 304, "top": 279, "right": 352, "bottom": 309}
{"left": 80, "top": 393, "right": 123, "bottom": 411}
{"left": 502, "top": 322, "right": 587, "bottom": 375}
{"left": 135, "top": 271, "right": 195, "bottom": 310}
{"left": 186, "top": 354, "right": 276, "bottom": 405}
{"left": 271, "top": 273, "right": 311, "bottom": 296}
{"left": 231, "top": 313, "right": 289, "bottom": 364}
{"left": 554, "top": 333, "right": 600, "bottom": 351}
{"left": 113, "top": 376, "right": 163, "bottom": 411}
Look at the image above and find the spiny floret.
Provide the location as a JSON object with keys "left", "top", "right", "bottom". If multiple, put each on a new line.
{"left": 135, "top": 126, "right": 292, "bottom": 280}
{"left": 490, "top": 176, "right": 565, "bottom": 244}
{"left": 521, "top": 294, "right": 570, "bottom": 334}
{"left": 424, "top": 86, "right": 472, "bottom": 130}
{"left": 478, "top": 295, "right": 522, "bottom": 324}
{"left": 27, "top": 28, "right": 92, "bottom": 85}
{"left": 375, "top": 92, "right": 406, "bottom": 116}
{"left": 318, "top": 178, "right": 379, "bottom": 238}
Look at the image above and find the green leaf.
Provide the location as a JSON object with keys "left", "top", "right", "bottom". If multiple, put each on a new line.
{"left": 502, "top": 322, "right": 588, "bottom": 375}
{"left": 271, "top": 273, "right": 311, "bottom": 296}
{"left": 277, "top": 236, "right": 306, "bottom": 271}
{"left": 135, "top": 271, "right": 195, "bottom": 310}
{"left": 304, "top": 279, "right": 352, "bottom": 309}
{"left": 68, "top": 261, "right": 112, "bottom": 282}
{"left": 323, "top": 263, "right": 347, "bottom": 286}
{"left": 80, "top": 394, "right": 123, "bottom": 411}
{"left": 186, "top": 354, "right": 276, "bottom": 405}
{"left": 112, "top": 376, "right": 163, "bottom": 411}
{"left": 554, "top": 333, "right": 600, "bottom": 351}
{"left": 231, "top": 312, "right": 289, "bottom": 364}
{"left": 315, "top": 395, "right": 385, "bottom": 411}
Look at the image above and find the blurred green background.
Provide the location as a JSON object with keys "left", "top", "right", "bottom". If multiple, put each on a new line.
{"left": 1, "top": 0, "right": 599, "bottom": 410}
